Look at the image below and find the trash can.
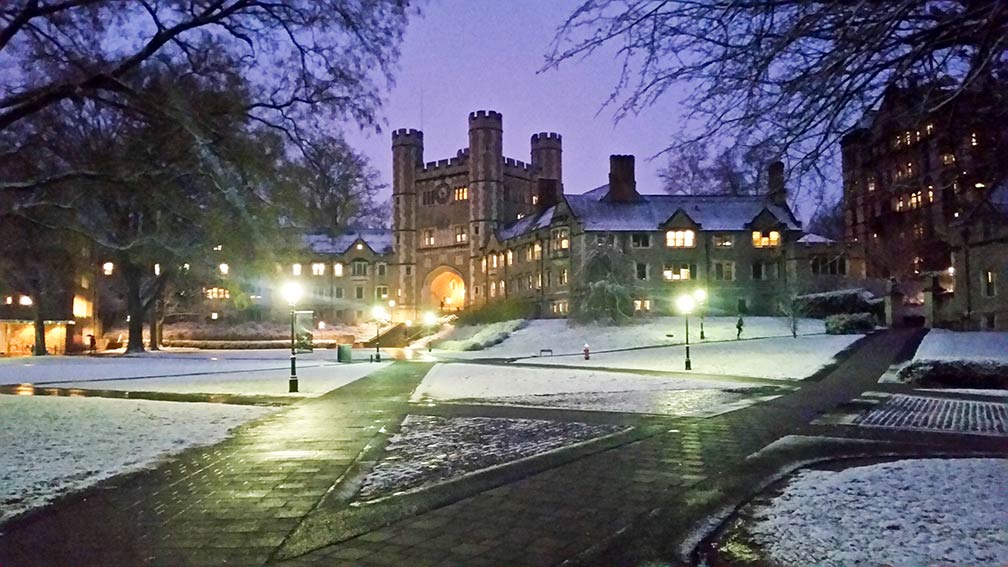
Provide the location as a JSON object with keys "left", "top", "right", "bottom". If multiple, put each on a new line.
{"left": 337, "top": 344, "right": 352, "bottom": 363}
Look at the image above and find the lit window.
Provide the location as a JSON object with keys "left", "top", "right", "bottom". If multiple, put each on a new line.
{"left": 633, "top": 299, "right": 651, "bottom": 312}
{"left": 454, "top": 186, "right": 469, "bottom": 201}
{"left": 906, "top": 161, "right": 913, "bottom": 175}
{"left": 212, "top": 244, "right": 223, "bottom": 251}
{"left": 926, "top": 123, "right": 934, "bottom": 135}
{"left": 752, "top": 230, "right": 780, "bottom": 248}
{"left": 377, "top": 263, "right": 386, "bottom": 277}
{"left": 217, "top": 263, "right": 228, "bottom": 275}
{"left": 18, "top": 295, "right": 33, "bottom": 306}
{"left": 422, "top": 230, "right": 434, "bottom": 246}
{"left": 102, "top": 262, "right": 114, "bottom": 275}
{"left": 211, "top": 312, "right": 219, "bottom": 320}
{"left": 531, "top": 194, "right": 539, "bottom": 205}
{"left": 533, "top": 242, "right": 542, "bottom": 260}
{"left": 665, "top": 230, "right": 695, "bottom": 248}
{"left": 971, "top": 132, "right": 978, "bottom": 147}
{"left": 312, "top": 263, "right": 325, "bottom": 276}
{"left": 4, "top": 296, "right": 11, "bottom": 305}
{"left": 72, "top": 295, "right": 92, "bottom": 318}
{"left": 334, "top": 263, "right": 344, "bottom": 277}
{"left": 376, "top": 286, "right": 389, "bottom": 299}
{"left": 941, "top": 153, "right": 956, "bottom": 165}
{"left": 713, "top": 235, "right": 734, "bottom": 248}
{"left": 481, "top": 257, "right": 487, "bottom": 272}
{"left": 984, "top": 270, "right": 996, "bottom": 297}
{"left": 491, "top": 254, "right": 498, "bottom": 269}
{"left": 517, "top": 213, "right": 525, "bottom": 220}
{"left": 292, "top": 263, "right": 301, "bottom": 276}
{"left": 867, "top": 179, "right": 876, "bottom": 192}
{"left": 552, "top": 228, "right": 570, "bottom": 251}
{"left": 490, "top": 282, "right": 497, "bottom": 297}
{"left": 455, "top": 226, "right": 468, "bottom": 243}
{"left": 500, "top": 280, "right": 506, "bottom": 295}
{"left": 205, "top": 287, "right": 230, "bottom": 300}
{"left": 506, "top": 250, "right": 513, "bottom": 265}
{"left": 662, "top": 264, "right": 694, "bottom": 281}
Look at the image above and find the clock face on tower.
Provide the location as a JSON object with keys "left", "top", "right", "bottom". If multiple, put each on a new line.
{"left": 435, "top": 183, "right": 450, "bottom": 204}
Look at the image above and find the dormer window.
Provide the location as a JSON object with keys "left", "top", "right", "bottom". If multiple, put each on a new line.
{"left": 665, "top": 230, "right": 695, "bottom": 248}
{"left": 752, "top": 230, "right": 780, "bottom": 248}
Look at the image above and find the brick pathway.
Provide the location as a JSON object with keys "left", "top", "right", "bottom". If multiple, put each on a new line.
{"left": 7, "top": 328, "right": 1000, "bottom": 567}
{"left": 0, "top": 362, "right": 433, "bottom": 567}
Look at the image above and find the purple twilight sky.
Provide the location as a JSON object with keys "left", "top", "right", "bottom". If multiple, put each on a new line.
{"left": 344, "top": 0, "right": 687, "bottom": 202}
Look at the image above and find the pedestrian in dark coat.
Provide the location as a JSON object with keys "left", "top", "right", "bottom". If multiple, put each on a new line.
{"left": 736, "top": 315, "right": 744, "bottom": 340}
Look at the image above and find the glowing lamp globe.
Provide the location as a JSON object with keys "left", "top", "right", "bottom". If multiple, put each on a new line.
{"left": 423, "top": 312, "right": 438, "bottom": 327}
{"left": 693, "top": 289, "right": 707, "bottom": 303}
{"left": 281, "top": 281, "right": 303, "bottom": 306}
{"left": 676, "top": 294, "right": 696, "bottom": 314}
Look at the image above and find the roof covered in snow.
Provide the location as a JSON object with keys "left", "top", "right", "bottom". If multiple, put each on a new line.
{"left": 564, "top": 186, "right": 801, "bottom": 232}
{"left": 797, "top": 233, "right": 836, "bottom": 244}
{"left": 304, "top": 229, "right": 393, "bottom": 255}
{"left": 496, "top": 206, "right": 558, "bottom": 241}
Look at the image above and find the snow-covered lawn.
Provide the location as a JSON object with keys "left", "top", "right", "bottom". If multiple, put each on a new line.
{"left": 0, "top": 351, "right": 387, "bottom": 397}
{"left": 516, "top": 334, "right": 861, "bottom": 381}
{"left": 913, "top": 329, "right": 1008, "bottom": 362}
{"left": 38, "top": 362, "right": 388, "bottom": 397}
{"left": 438, "top": 316, "right": 828, "bottom": 359}
{"left": 881, "top": 330, "right": 1008, "bottom": 387}
{"left": 357, "top": 414, "right": 625, "bottom": 500}
{"left": 411, "top": 363, "right": 775, "bottom": 416}
{"left": 0, "top": 394, "right": 273, "bottom": 523}
{"left": 748, "top": 458, "right": 1008, "bottom": 567}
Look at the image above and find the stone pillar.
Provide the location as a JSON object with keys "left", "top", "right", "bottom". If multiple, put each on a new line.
{"left": 467, "top": 110, "right": 504, "bottom": 307}
{"left": 392, "top": 128, "right": 423, "bottom": 317}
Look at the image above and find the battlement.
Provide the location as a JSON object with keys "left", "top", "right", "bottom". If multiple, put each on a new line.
{"left": 531, "top": 132, "right": 562, "bottom": 144}
{"left": 468, "top": 109, "right": 503, "bottom": 129}
{"left": 392, "top": 128, "right": 424, "bottom": 145}
{"left": 419, "top": 154, "right": 469, "bottom": 174}
{"left": 503, "top": 157, "right": 531, "bottom": 170}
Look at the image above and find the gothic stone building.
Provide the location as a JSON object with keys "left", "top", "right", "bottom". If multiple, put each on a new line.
{"left": 842, "top": 83, "right": 1008, "bottom": 278}
{"left": 386, "top": 110, "right": 856, "bottom": 321}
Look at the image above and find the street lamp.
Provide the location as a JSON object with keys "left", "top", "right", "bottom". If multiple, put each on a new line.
{"left": 281, "top": 281, "right": 304, "bottom": 393}
{"left": 676, "top": 294, "right": 696, "bottom": 370}
{"left": 372, "top": 305, "right": 390, "bottom": 362}
{"left": 423, "top": 311, "right": 437, "bottom": 352}
{"left": 693, "top": 288, "right": 707, "bottom": 340}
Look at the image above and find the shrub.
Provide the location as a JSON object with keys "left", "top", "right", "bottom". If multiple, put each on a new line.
{"left": 796, "top": 289, "right": 884, "bottom": 319}
{"left": 572, "top": 277, "right": 634, "bottom": 324}
{"left": 897, "top": 360, "right": 1008, "bottom": 389}
{"left": 455, "top": 300, "right": 537, "bottom": 325}
{"left": 436, "top": 319, "right": 528, "bottom": 351}
{"left": 825, "top": 312, "right": 877, "bottom": 334}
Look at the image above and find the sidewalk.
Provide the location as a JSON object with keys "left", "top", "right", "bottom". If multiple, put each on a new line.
{"left": 0, "top": 363, "right": 432, "bottom": 567}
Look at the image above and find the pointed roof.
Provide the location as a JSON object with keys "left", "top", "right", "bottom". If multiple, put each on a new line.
{"left": 304, "top": 229, "right": 393, "bottom": 255}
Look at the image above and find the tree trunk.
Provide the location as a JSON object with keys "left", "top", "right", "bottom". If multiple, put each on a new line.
{"left": 148, "top": 297, "right": 160, "bottom": 351}
{"left": 123, "top": 262, "right": 146, "bottom": 354}
{"left": 32, "top": 305, "right": 48, "bottom": 356}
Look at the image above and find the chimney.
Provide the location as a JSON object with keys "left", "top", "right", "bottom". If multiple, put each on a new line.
{"left": 767, "top": 161, "right": 786, "bottom": 206}
{"left": 607, "top": 155, "right": 639, "bottom": 202}
{"left": 536, "top": 178, "right": 559, "bottom": 209}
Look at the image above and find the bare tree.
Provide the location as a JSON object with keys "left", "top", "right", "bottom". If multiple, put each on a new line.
{"left": 806, "top": 196, "right": 846, "bottom": 240}
{"left": 660, "top": 141, "right": 777, "bottom": 196}
{"left": 547, "top": 1, "right": 1008, "bottom": 200}
{"left": 0, "top": 1, "right": 409, "bottom": 138}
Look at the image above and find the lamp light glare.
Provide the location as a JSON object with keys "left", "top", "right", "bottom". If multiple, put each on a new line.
{"left": 371, "top": 305, "right": 390, "bottom": 321}
{"left": 676, "top": 294, "right": 695, "bottom": 314}
{"left": 423, "top": 312, "right": 438, "bottom": 326}
{"left": 280, "top": 281, "right": 303, "bottom": 306}
{"left": 693, "top": 289, "right": 707, "bottom": 302}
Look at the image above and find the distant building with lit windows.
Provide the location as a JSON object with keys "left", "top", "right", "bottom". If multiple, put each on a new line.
{"left": 841, "top": 82, "right": 1008, "bottom": 277}
{"left": 388, "top": 111, "right": 859, "bottom": 318}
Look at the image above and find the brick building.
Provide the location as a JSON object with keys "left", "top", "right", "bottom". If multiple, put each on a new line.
{"left": 841, "top": 83, "right": 1008, "bottom": 277}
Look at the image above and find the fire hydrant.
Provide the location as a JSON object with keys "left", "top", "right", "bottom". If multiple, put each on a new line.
{"left": 583, "top": 343, "right": 590, "bottom": 360}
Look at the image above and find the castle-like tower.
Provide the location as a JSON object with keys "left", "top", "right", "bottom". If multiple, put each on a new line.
{"left": 390, "top": 110, "right": 562, "bottom": 319}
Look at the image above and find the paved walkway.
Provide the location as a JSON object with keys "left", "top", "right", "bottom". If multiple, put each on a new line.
{"left": 3, "top": 329, "right": 1005, "bottom": 567}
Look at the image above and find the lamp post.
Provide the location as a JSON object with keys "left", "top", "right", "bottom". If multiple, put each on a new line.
{"left": 281, "top": 281, "right": 303, "bottom": 393}
{"left": 693, "top": 288, "right": 707, "bottom": 340}
{"left": 676, "top": 294, "right": 696, "bottom": 370}
{"left": 423, "top": 311, "right": 437, "bottom": 352}
{"left": 371, "top": 305, "right": 390, "bottom": 362}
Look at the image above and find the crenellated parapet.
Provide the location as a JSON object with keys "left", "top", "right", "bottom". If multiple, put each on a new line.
{"left": 392, "top": 128, "right": 424, "bottom": 147}
{"left": 468, "top": 110, "right": 503, "bottom": 131}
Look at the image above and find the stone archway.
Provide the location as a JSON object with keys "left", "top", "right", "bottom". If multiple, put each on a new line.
{"left": 422, "top": 266, "right": 466, "bottom": 312}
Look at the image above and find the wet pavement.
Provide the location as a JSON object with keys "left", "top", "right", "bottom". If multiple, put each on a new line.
{"left": 3, "top": 328, "right": 1006, "bottom": 567}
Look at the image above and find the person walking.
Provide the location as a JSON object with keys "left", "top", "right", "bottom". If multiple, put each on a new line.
{"left": 736, "top": 315, "right": 744, "bottom": 340}
{"left": 88, "top": 334, "right": 97, "bottom": 355}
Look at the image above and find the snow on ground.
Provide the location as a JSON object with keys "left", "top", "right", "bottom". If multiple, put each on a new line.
{"left": 0, "top": 350, "right": 387, "bottom": 396}
{"left": 41, "top": 362, "right": 388, "bottom": 397}
{"left": 357, "top": 414, "right": 625, "bottom": 500}
{"left": 0, "top": 394, "right": 273, "bottom": 523}
{"left": 515, "top": 334, "right": 861, "bottom": 381}
{"left": 748, "top": 458, "right": 1008, "bottom": 567}
{"left": 913, "top": 329, "right": 1008, "bottom": 362}
{"left": 411, "top": 363, "right": 773, "bottom": 416}
{"left": 439, "top": 316, "right": 826, "bottom": 359}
